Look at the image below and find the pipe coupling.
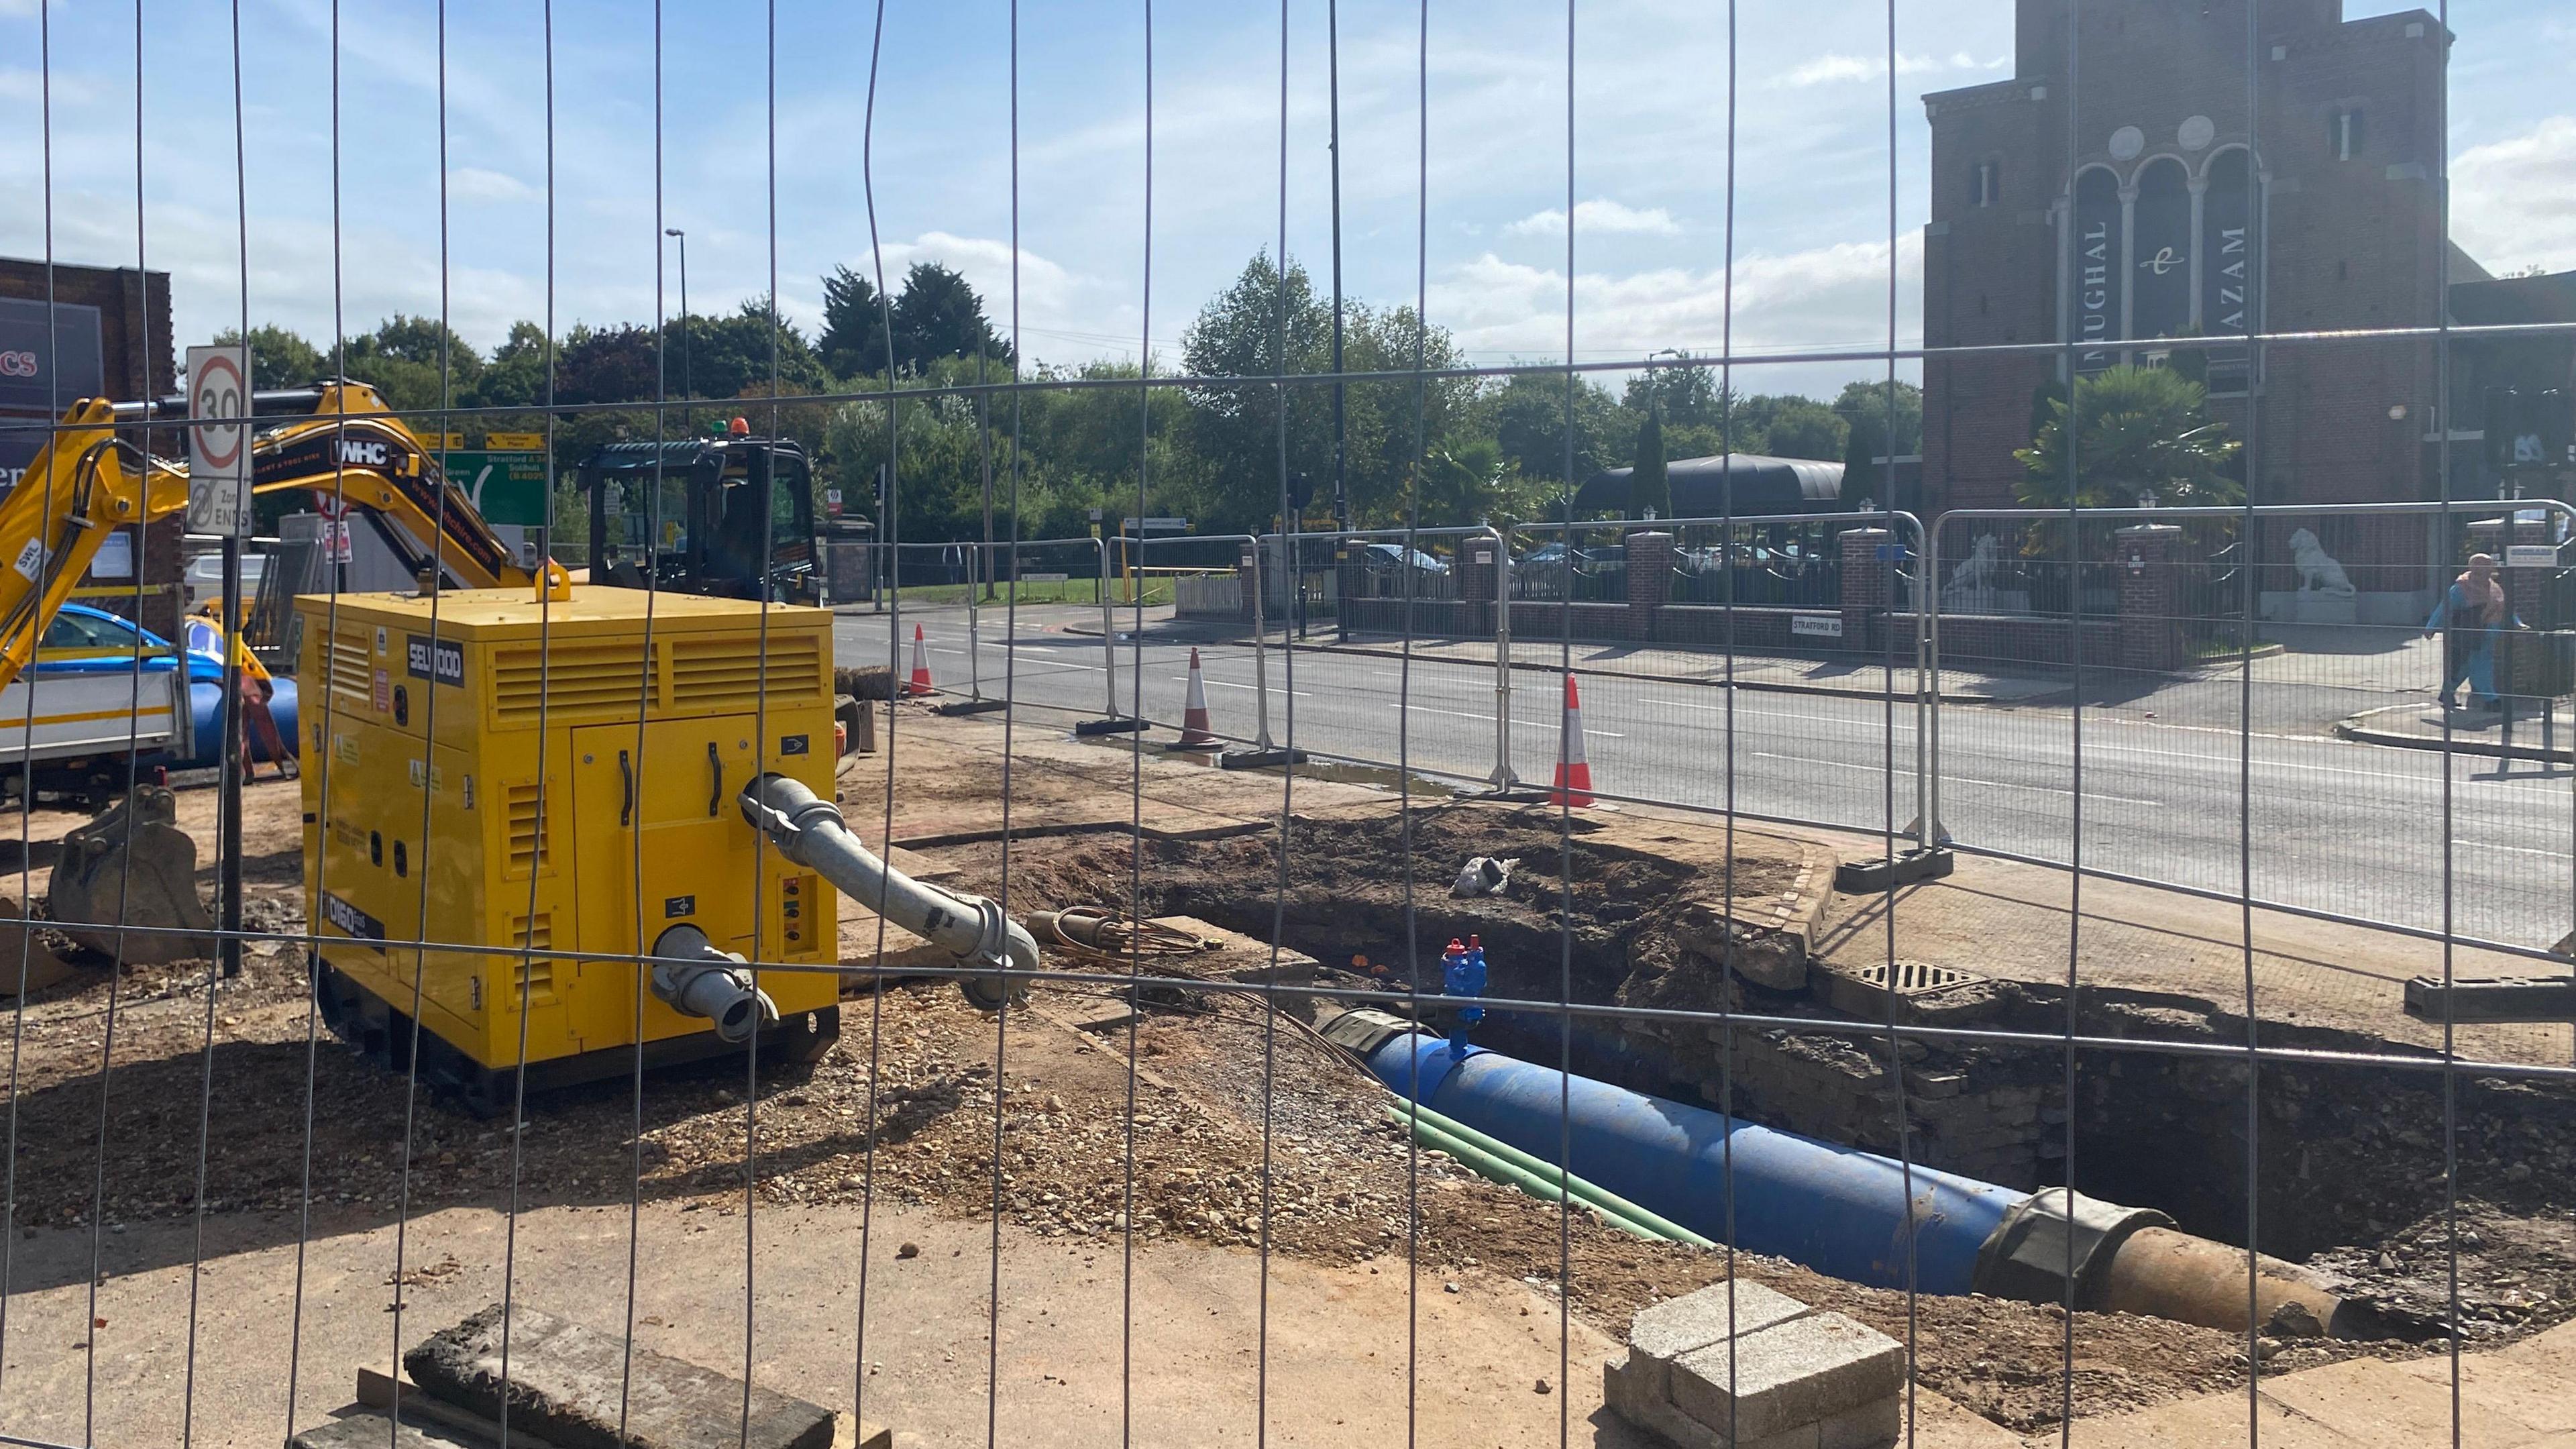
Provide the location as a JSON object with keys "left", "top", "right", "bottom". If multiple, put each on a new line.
{"left": 649, "top": 924, "right": 780, "bottom": 1045}
{"left": 739, "top": 772, "right": 847, "bottom": 865}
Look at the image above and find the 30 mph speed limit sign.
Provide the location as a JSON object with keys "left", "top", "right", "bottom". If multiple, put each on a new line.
{"left": 184, "top": 343, "right": 252, "bottom": 535}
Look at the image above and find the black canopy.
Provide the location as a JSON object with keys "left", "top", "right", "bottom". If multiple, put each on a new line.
{"left": 1575, "top": 453, "right": 1845, "bottom": 519}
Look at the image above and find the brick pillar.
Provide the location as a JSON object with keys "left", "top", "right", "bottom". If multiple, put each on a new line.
{"left": 2114, "top": 523, "right": 2186, "bottom": 674}
{"left": 1623, "top": 530, "right": 1674, "bottom": 641}
{"left": 1841, "top": 527, "right": 1892, "bottom": 645}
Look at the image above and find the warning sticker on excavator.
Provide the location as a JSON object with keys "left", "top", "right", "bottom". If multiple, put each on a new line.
{"left": 11, "top": 537, "right": 46, "bottom": 582}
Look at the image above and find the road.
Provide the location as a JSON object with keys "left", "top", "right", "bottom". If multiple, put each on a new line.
{"left": 839, "top": 604, "right": 2576, "bottom": 951}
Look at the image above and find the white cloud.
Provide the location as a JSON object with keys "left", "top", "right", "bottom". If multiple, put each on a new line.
{"left": 2453, "top": 115, "right": 2576, "bottom": 276}
{"left": 445, "top": 168, "right": 536, "bottom": 205}
{"left": 1505, "top": 199, "right": 1682, "bottom": 238}
{"left": 1427, "top": 231, "right": 1923, "bottom": 388}
{"left": 1780, "top": 51, "right": 2005, "bottom": 87}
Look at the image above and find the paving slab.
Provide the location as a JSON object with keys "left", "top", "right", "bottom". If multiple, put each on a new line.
{"left": 1623, "top": 1279, "right": 1814, "bottom": 1405}
{"left": 292, "top": 1411, "right": 494, "bottom": 1449}
{"left": 405, "top": 1301, "right": 837, "bottom": 1449}
{"left": 1670, "top": 1311, "right": 1905, "bottom": 1444}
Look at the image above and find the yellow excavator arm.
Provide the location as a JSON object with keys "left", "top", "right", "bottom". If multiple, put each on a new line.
{"left": 245, "top": 381, "right": 571, "bottom": 600}
{"left": 0, "top": 381, "right": 570, "bottom": 695}
{"left": 0, "top": 398, "right": 195, "bottom": 691}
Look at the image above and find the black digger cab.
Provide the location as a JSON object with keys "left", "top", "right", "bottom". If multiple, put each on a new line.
{"left": 579, "top": 436, "right": 816, "bottom": 602}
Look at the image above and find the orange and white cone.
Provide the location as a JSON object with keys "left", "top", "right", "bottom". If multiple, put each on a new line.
{"left": 905, "top": 623, "right": 934, "bottom": 697}
{"left": 1178, "top": 647, "right": 1219, "bottom": 747}
{"left": 1550, "top": 674, "right": 1595, "bottom": 807}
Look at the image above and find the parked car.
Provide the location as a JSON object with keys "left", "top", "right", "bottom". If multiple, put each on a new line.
{"left": 1355, "top": 542, "right": 1449, "bottom": 576}
{"left": 26, "top": 604, "right": 299, "bottom": 771}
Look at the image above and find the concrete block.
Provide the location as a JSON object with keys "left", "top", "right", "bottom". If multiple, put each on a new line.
{"left": 405, "top": 1303, "right": 836, "bottom": 1449}
{"left": 1605, "top": 1352, "right": 1725, "bottom": 1449}
{"left": 1812, "top": 1394, "right": 1901, "bottom": 1449}
{"left": 292, "top": 1413, "right": 488, "bottom": 1449}
{"left": 1623, "top": 1280, "right": 1812, "bottom": 1405}
{"left": 1671, "top": 1311, "right": 1904, "bottom": 1444}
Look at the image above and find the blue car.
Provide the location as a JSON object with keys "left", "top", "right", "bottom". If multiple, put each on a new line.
{"left": 33, "top": 602, "right": 300, "bottom": 769}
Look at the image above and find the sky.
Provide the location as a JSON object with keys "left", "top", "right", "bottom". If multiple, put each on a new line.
{"left": 2, "top": 0, "right": 2571, "bottom": 403}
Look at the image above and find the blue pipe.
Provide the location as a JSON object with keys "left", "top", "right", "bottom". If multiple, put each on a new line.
{"left": 1366, "top": 1031, "right": 2025, "bottom": 1294}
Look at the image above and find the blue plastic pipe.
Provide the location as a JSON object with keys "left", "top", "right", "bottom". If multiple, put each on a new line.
{"left": 1366, "top": 1032, "right": 2025, "bottom": 1294}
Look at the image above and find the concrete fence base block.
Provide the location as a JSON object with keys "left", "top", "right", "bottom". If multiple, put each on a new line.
{"left": 405, "top": 1302, "right": 838, "bottom": 1449}
{"left": 1609, "top": 1281, "right": 1903, "bottom": 1449}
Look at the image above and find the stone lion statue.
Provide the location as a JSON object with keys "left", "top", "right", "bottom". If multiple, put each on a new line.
{"left": 2288, "top": 527, "right": 2357, "bottom": 596}
{"left": 1943, "top": 533, "right": 2005, "bottom": 601}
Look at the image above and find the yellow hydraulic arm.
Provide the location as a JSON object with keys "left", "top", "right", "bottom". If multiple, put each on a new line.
{"left": 244, "top": 381, "right": 571, "bottom": 599}
{"left": 0, "top": 398, "right": 194, "bottom": 691}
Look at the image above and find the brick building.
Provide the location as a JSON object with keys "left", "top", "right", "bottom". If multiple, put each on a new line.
{"left": 1918, "top": 0, "right": 2523, "bottom": 588}
{"left": 0, "top": 258, "right": 186, "bottom": 640}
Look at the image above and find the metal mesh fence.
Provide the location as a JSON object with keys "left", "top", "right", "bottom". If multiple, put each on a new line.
{"left": 4, "top": 3, "right": 2576, "bottom": 1449}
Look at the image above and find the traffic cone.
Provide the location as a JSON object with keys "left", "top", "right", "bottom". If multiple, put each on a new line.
{"left": 1550, "top": 674, "right": 1595, "bottom": 807}
{"left": 1178, "top": 647, "right": 1219, "bottom": 747}
{"left": 905, "top": 624, "right": 934, "bottom": 697}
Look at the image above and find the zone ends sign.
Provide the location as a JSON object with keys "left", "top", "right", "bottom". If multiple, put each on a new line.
{"left": 185, "top": 344, "right": 253, "bottom": 536}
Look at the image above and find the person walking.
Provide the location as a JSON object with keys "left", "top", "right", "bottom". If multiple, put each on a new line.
{"left": 2424, "top": 553, "right": 2526, "bottom": 714}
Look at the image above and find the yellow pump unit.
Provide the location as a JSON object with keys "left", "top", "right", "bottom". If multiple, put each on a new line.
{"left": 297, "top": 585, "right": 842, "bottom": 1113}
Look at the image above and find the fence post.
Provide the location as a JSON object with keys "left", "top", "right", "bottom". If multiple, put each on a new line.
{"left": 1248, "top": 539, "right": 1276, "bottom": 752}
{"left": 1624, "top": 530, "right": 1674, "bottom": 642}
{"left": 1097, "top": 537, "right": 1117, "bottom": 719}
{"left": 1480, "top": 527, "right": 1516, "bottom": 789}
{"left": 2114, "top": 523, "right": 2187, "bottom": 675}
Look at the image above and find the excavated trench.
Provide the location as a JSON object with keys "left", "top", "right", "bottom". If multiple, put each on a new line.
{"left": 951, "top": 805, "right": 2576, "bottom": 1334}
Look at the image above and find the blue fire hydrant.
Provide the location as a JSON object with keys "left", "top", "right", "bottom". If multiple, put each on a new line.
{"left": 1442, "top": 934, "right": 1487, "bottom": 1057}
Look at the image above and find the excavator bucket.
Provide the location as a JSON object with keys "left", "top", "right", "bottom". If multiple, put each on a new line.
{"left": 47, "top": 784, "right": 215, "bottom": 965}
{"left": 0, "top": 899, "right": 81, "bottom": 996}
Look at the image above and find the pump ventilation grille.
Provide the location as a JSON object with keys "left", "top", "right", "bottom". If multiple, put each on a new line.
{"left": 492, "top": 641, "right": 655, "bottom": 723}
{"left": 327, "top": 632, "right": 374, "bottom": 703}
{"left": 509, "top": 916, "right": 556, "bottom": 1004}
{"left": 504, "top": 782, "right": 549, "bottom": 875}
{"left": 669, "top": 632, "right": 824, "bottom": 709}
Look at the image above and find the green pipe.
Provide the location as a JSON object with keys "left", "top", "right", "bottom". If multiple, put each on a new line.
{"left": 1385, "top": 1102, "right": 1713, "bottom": 1248}
{"left": 1393, "top": 1098, "right": 1716, "bottom": 1247}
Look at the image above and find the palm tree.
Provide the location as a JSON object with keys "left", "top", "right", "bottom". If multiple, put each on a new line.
{"left": 2014, "top": 364, "right": 2242, "bottom": 508}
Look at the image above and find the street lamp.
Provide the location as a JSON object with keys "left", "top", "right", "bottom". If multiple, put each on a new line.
{"left": 665, "top": 227, "right": 692, "bottom": 431}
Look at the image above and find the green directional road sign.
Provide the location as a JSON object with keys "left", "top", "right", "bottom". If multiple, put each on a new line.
{"left": 434, "top": 451, "right": 550, "bottom": 527}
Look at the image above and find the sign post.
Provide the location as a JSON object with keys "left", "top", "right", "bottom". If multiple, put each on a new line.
{"left": 185, "top": 341, "right": 253, "bottom": 991}
{"left": 184, "top": 344, "right": 252, "bottom": 535}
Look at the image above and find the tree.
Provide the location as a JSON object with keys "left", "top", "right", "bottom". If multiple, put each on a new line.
{"left": 1629, "top": 406, "right": 1669, "bottom": 521}
{"left": 2014, "top": 364, "right": 2242, "bottom": 508}
{"left": 1485, "top": 370, "right": 1631, "bottom": 492}
{"left": 1833, "top": 378, "right": 1922, "bottom": 500}
{"left": 212, "top": 324, "right": 326, "bottom": 392}
{"left": 890, "top": 262, "right": 1010, "bottom": 375}
{"left": 1178, "top": 251, "right": 1471, "bottom": 531}
{"left": 1623, "top": 355, "right": 1721, "bottom": 427}
{"left": 818, "top": 264, "right": 889, "bottom": 378}
{"left": 1752, "top": 396, "right": 1847, "bottom": 461}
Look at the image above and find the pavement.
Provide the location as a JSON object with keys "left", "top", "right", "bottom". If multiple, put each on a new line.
{"left": 2045, "top": 1316, "right": 2576, "bottom": 1448}
{"left": 2339, "top": 701, "right": 2576, "bottom": 764}
{"left": 842, "top": 604, "right": 2576, "bottom": 953}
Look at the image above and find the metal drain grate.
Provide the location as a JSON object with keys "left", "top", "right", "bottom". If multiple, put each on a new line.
{"left": 1849, "top": 960, "right": 1986, "bottom": 998}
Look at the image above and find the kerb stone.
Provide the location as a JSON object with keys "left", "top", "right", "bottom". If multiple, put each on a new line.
{"left": 405, "top": 1303, "right": 836, "bottom": 1449}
